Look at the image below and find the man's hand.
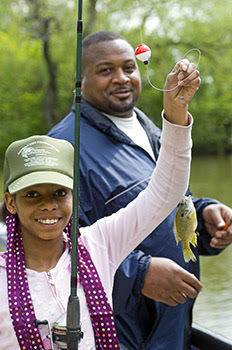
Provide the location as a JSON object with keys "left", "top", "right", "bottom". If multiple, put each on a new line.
{"left": 163, "top": 59, "right": 201, "bottom": 126}
{"left": 141, "top": 257, "right": 203, "bottom": 306}
{"left": 202, "top": 203, "right": 232, "bottom": 248}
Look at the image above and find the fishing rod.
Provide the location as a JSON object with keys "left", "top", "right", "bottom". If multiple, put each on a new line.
{"left": 33, "top": 1, "right": 84, "bottom": 348}
{"left": 52, "top": 1, "right": 83, "bottom": 348}
{"left": 66, "top": 0, "right": 83, "bottom": 347}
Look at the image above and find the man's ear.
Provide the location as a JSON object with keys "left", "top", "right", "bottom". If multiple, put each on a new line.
{"left": 4, "top": 192, "right": 17, "bottom": 214}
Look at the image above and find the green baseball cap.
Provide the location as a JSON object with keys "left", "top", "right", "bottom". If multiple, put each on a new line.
{"left": 4, "top": 135, "right": 74, "bottom": 194}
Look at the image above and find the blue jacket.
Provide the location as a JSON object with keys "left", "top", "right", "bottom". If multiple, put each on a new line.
{"left": 48, "top": 99, "right": 221, "bottom": 350}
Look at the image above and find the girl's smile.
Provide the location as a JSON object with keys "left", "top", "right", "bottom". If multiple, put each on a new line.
{"left": 36, "top": 217, "right": 60, "bottom": 225}
{"left": 5, "top": 183, "right": 73, "bottom": 242}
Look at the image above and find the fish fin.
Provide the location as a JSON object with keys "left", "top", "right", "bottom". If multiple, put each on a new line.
{"left": 190, "top": 232, "right": 198, "bottom": 247}
{"left": 183, "top": 244, "right": 197, "bottom": 263}
{"left": 173, "top": 220, "right": 180, "bottom": 245}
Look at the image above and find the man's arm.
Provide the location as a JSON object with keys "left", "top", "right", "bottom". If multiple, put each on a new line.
{"left": 202, "top": 203, "right": 232, "bottom": 248}
{"left": 141, "top": 256, "right": 202, "bottom": 306}
{"left": 191, "top": 194, "right": 232, "bottom": 253}
{"left": 113, "top": 251, "right": 151, "bottom": 313}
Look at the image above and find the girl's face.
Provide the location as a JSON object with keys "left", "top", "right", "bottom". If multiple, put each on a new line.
{"left": 4, "top": 184, "right": 72, "bottom": 242}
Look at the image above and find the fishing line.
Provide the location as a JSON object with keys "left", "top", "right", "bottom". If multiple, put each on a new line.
{"left": 134, "top": 0, "right": 201, "bottom": 93}
{"left": 135, "top": 0, "right": 143, "bottom": 44}
{"left": 146, "top": 48, "right": 201, "bottom": 92}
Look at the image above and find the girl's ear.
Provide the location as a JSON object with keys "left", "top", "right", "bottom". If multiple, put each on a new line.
{"left": 4, "top": 192, "right": 17, "bottom": 214}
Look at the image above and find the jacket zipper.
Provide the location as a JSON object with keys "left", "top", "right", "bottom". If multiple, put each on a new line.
{"left": 47, "top": 271, "right": 55, "bottom": 285}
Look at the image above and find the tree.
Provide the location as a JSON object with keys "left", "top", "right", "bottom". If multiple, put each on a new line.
{"left": 0, "top": 0, "right": 76, "bottom": 157}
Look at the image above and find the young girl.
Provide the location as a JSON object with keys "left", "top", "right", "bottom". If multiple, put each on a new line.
{"left": 0, "top": 114, "right": 202, "bottom": 349}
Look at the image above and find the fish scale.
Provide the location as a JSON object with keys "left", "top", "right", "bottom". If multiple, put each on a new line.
{"left": 173, "top": 195, "right": 198, "bottom": 262}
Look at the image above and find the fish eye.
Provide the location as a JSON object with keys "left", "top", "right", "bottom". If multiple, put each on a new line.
{"left": 181, "top": 213, "right": 184, "bottom": 217}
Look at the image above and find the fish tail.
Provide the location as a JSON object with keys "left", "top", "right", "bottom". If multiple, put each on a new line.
{"left": 183, "top": 244, "right": 197, "bottom": 263}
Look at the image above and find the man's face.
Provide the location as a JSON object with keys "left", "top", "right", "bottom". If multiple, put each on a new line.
{"left": 82, "top": 39, "right": 141, "bottom": 118}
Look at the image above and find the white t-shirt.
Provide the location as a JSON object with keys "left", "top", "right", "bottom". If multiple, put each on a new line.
{"left": 104, "top": 111, "right": 155, "bottom": 160}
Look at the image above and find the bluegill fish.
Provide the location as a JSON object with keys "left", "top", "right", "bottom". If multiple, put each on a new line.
{"left": 174, "top": 195, "right": 198, "bottom": 263}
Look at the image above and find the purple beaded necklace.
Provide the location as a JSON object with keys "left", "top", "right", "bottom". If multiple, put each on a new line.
{"left": 5, "top": 212, "right": 119, "bottom": 349}
{"left": 6, "top": 211, "right": 43, "bottom": 350}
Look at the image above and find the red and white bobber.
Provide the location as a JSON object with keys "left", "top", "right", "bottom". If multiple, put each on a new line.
{"left": 135, "top": 44, "right": 151, "bottom": 65}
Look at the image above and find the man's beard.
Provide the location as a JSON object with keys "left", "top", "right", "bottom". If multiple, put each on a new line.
{"left": 106, "top": 96, "right": 137, "bottom": 116}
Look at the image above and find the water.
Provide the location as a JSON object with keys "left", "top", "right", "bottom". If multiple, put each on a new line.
{"left": 190, "top": 155, "right": 232, "bottom": 340}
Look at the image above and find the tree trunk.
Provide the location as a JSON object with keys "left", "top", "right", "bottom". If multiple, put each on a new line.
{"left": 26, "top": 0, "right": 59, "bottom": 126}
{"left": 84, "top": 0, "right": 97, "bottom": 37}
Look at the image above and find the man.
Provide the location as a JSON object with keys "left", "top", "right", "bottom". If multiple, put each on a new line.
{"left": 48, "top": 31, "right": 232, "bottom": 350}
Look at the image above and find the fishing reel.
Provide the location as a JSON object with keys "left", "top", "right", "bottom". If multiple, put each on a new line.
{"left": 53, "top": 313, "right": 70, "bottom": 349}
{"left": 36, "top": 312, "right": 83, "bottom": 350}
{"left": 53, "top": 312, "right": 83, "bottom": 349}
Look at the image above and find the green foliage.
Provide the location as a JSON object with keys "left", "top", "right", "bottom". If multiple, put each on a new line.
{"left": 0, "top": 27, "right": 46, "bottom": 153}
{"left": 0, "top": 0, "right": 231, "bottom": 160}
{"left": 0, "top": 0, "right": 76, "bottom": 159}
